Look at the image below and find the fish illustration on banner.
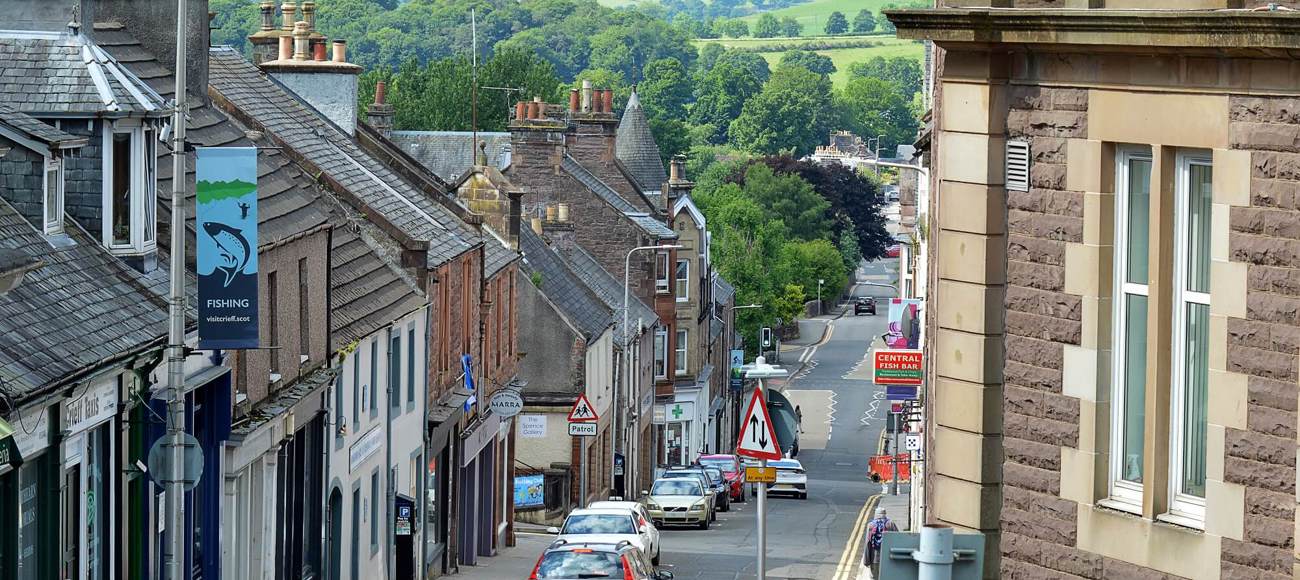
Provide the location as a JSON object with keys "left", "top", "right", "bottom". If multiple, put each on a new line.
{"left": 196, "top": 147, "right": 260, "bottom": 350}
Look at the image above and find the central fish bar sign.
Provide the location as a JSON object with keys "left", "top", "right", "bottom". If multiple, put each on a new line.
{"left": 196, "top": 147, "right": 259, "bottom": 349}
{"left": 873, "top": 349, "right": 923, "bottom": 386}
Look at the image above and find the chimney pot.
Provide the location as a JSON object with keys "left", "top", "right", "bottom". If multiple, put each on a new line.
{"left": 277, "top": 34, "right": 292, "bottom": 61}
{"left": 545, "top": 204, "right": 557, "bottom": 222}
{"left": 557, "top": 203, "right": 570, "bottom": 222}
{"left": 293, "top": 22, "right": 310, "bottom": 60}
{"left": 581, "top": 80, "right": 592, "bottom": 113}
{"left": 569, "top": 89, "right": 580, "bottom": 112}
{"left": 669, "top": 159, "right": 681, "bottom": 181}
{"left": 332, "top": 40, "right": 347, "bottom": 63}
{"left": 260, "top": 1, "right": 276, "bottom": 31}
{"left": 531, "top": 217, "right": 544, "bottom": 236}
{"left": 515, "top": 101, "right": 526, "bottom": 121}
{"left": 312, "top": 41, "right": 327, "bottom": 61}
{"left": 592, "top": 91, "right": 603, "bottom": 113}
{"left": 374, "top": 81, "right": 387, "bottom": 105}
{"left": 601, "top": 89, "right": 614, "bottom": 114}
{"left": 302, "top": 1, "right": 317, "bottom": 33}
{"left": 525, "top": 101, "right": 538, "bottom": 120}
{"left": 281, "top": 1, "right": 298, "bottom": 32}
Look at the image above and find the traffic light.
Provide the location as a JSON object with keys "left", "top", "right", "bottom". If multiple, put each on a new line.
{"left": 760, "top": 327, "right": 772, "bottom": 348}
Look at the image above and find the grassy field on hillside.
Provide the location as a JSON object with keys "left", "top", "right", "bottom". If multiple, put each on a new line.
{"left": 738, "top": 0, "right": 899, "bottom": 36}
{"left": 697, "top": 36, "right": 923, "bottom": 87}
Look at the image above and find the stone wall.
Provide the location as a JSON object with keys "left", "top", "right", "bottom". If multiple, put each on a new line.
{"left": 1221, "top": 95, "right": 1299, "bottom": 580}
{"left": 427, "top": 250, "right": 484, "bottom": 407}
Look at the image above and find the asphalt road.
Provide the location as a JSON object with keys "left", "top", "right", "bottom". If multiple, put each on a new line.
{"left": 654, "top": 259, "right": 897, "bottom": 580}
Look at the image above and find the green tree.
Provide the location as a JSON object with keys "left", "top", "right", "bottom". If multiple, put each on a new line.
{"left": 848, "top": 56, "right": 922, "bottom": 97}
{"left": 759, "top": 155, "right": 892, "bottom": 261}
{"left": 649, "top": 117, "right": 692, "bottom": 166}
{"left": 835, "top": 76, "right": 919, "bottom": 156}
{"left": 880, "top": 17, "right": 897, "bottom": 34}
{"left": 732, "top": 164, "right": 832, "bottom": 241}
{"left": 754, "top": 14, "right": 781, "bottom": 38}
{"left": 824, "top": 11, "right": 849, "bottom": 35}
{"left": 697, "top": 42, "right": 726, "bottom": 72}
{"left": 639, "top": 58, "right": 692, "bottom": 120}
{"left": 781, "top": 239, "right": 848, "bottom": 303}
{"left": 690, "top": 56, "right": 765, "bottom": 144}
{"left": 714, "top": 51, "right": 771, "bottom": 83}
{"left": 779, "top": 50, "right": 836, "bottom": 76}
{"left": 727, "top": 65, "right": 837, "bottom": 156}
{"left": 716, "top": 18, "right": 750, "bottom": 38}
{"left": 852, "top": 9, "right": 876, "bottom": 33}
{"left": 780, "top": 16, "right": 803, "bottom": 37}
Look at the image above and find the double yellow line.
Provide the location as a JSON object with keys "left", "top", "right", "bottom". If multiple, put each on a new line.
{"left": 831, "top": 493, "right": 881, "bottom": 580}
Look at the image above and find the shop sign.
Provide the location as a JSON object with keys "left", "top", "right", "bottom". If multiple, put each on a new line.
{"left": 0, "top": 418, "right": 20, "bottom": 470}
{"left": 195, "top": 147, "right": 260, "bottom": 349}
{"left": 65, "top": 378, "right": 118, "bottom": 436}
{"left": 652, "top": 404, "right": 666, "bottom": 425}
{"left": 873, "top": 349, "right": 923, "bottom": 386}
{"left": 349, "top": 426, "right": 383, "bottom": 473}
{"left": 488, "top": 389, "right": 523, "bottom": 418}
{"left": 514, "top": 474, "right": 544, "bottom": 508}
{"left": 520, "top": 414, "right": 547, "bottom": 438}
{"left": 665, "top": 401, "right": 693, "bottom": 423}
{"left": 10, "top": 404, "right": 50, "bottom": 459}
{"left": 461, "top": 411, "right": 500, "bottom": 467}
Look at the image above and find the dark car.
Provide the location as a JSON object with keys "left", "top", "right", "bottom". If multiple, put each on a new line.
{"left": 528, "top": 540, "right": 673, "bottom": 580}
{"left": 855, "top": 296, "right": 876, "bottom": 315}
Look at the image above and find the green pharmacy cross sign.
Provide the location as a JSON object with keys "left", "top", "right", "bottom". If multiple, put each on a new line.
{"left": 670, "top": 405, "right": 686, "bottom": 420}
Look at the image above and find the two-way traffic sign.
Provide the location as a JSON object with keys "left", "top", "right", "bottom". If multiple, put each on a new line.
{"left": 735, "top": 387, "right": 782, "bottom": 461}
{"left": 567, "top": 394, "right": 599, "bottom": 422}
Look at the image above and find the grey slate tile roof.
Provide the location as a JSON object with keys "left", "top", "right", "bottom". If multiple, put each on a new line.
{"left": 389, "top": 131, "right": 511, "bottom": 184}
{"left": 713, "top": 273, "right": 736, "bottom": 306}
{"left": 0, "top": 105, "right": 88, "bottom": 148}
{"left": 556, "top": 241, "right": 658, "bottom": 341}
{"left": 96, "top": 26, "right": 424, "bottom": 351}
{"left": 615, "top": 90, "right": 667, "bottom": 194}
{"left": 0, "top": 29, "right": 165, "bottom": 116}
{"left": 0, "top": 197, "right": 170, "bottom": 401}
{"left": 482, "top": 228, "right": 517, "bottom": 279}
{"left": 518, "top": 225, "right": 612, "bottom": 340}
{"left": 560, "top": 154, "right": 675, "bottom": 239}
{"left": 207, "top": 47, "right": 480, "bottom": 269}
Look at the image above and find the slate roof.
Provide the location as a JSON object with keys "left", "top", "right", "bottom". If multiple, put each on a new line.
{"left": 518, "top": 225, "right": 612, "bottom": 340}
{"left": 389, "top": 131, "right": 512, "bottom": 184}
{"left": 615, "top": 89, "right": 667, "bottom": 194}
{"left": 0, "top": 29, "right": 165, "bottom": 116}
{"left": 0, "top": 197, "right": 169, "bottom": 401}
{"left": 0, "top": 104, "right": 88, "bottom": 149}
{"left": 713, "top": 273, "right": 736, "bottom": 306}
{"left": 96, "top": 25, "right": 424, "bottom": 351}
{"left": 556, "top": 241, "right": 658, "bottom": 341}
{"left": 560, "top": 154, "right": 675, "bottom": 239}
{"left": 207, "top": 47, "right": 481, "bottom": 269}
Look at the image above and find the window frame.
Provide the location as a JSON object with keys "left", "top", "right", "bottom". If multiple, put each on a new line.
{"left": 675, "top": 259, "right": 690, "bottom": 302}
{"left": 675, "top": 329, "right": 688, "bottom": 376}
{"left": 655, "top": 252, "right": 670, "bottom": 294}
{"left": 1108, "top": 146, "right": 1152, "bottom": 513}
{"left": 43, "top": 155, "right": 64, "bottom": 235}
{"left": 653, "top": 328, "right": 668, "bottom": 380}
{"left": 100, "top": 121, "right": 156, "bottom": 253}
{"left": 1166, "top": 151, "right": 1213, "bottom": 525}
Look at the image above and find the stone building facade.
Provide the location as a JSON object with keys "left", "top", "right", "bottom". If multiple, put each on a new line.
{"left": 893, "top": 4, "right": 1300, "bottom": 579}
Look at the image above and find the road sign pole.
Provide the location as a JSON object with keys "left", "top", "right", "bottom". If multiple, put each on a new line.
{"left": 737, "top": 357, "right": 786, "bottom": 580}
{"left": 890, "top": 408, "right": 901, "bottom": 495}
{"left": 757, "top": 378, "right": 767, "bottom": 580}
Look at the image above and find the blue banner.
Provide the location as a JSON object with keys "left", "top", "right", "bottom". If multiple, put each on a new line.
{"left": 196, "top": 147, "right": 259, "bottom": 349}
{"left": 462, "top": 354, "right": 476, "bottom": 412}
{"left": 886, "top": 385, "right": 919, "bottom": 401}
{"left": 729, "top": 349, "right": 744, "bottom": 392}
{"left": 514, "top": 474, "right": 544, "bottom": 508}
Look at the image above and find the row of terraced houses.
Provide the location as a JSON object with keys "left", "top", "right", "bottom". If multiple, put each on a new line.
{"left": 0, "top": 1, "right": 740, "bottom": 579}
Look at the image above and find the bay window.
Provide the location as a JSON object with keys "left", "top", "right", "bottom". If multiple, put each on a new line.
{"left": 101, "top": 122, "right": 156, "bottom": 253}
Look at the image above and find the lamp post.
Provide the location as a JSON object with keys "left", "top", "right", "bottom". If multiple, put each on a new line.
{"left": 622, "top": 244, "right": 681, "bottom": 495}
{"left": 744, "top": 356, "right": 787, "bottom": 579}
{"left": 874, "top": 134, "right": 886, "bottom": 176}
{"left": 817, "top": 279, "right": 824, "bottom": 316}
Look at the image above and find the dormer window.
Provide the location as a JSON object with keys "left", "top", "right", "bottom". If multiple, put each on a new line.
{"left": 102, "top": 121, "right": 156, "bottom": 253}
{"left": 42, "top": 156, "right": 63, "bottom": 235}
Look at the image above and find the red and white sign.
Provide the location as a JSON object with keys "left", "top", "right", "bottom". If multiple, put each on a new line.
{"left": 567, "top": 394, "right": 599, "bottom": 422}
{"left": 872, "top": 349, "right": 924, "bottom": 386}
{"left": 735, "top": 387, "right": 782, "bottom": 461}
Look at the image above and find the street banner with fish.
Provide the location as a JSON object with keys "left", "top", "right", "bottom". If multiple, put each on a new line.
{"left": 196, "top": 147, "right": 259, "bottom": 349}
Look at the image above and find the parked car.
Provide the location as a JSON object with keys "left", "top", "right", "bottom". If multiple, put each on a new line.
{"left": 697, "top": 454, "right": 746, "bottom": 502}
{"left": 642, "top": 478, "right": 711, "bottom": 530}
{"left": 546, "top": 508, "right": 652, "bottom": 556}
{"left": 528, "top": 539, "right": 673, "bottom": 580}
{"left": 667, "top": 465, "right": 730, "bottom": 512}
{"left": 659, "top": 469, "right": 717, "bottom": 520}
{"left": 589, "top": 500, "right": 661, "bottom": 565}
{"left": 886, "top": 244, "right": 902, "bottom": 258}
{"left": 768, "top": 459, "right": 809, "bottom": 499}
{"left": 854, "top": 296, "right": 876, "bottom": 315}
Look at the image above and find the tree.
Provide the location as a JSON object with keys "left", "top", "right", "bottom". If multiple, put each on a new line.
{"left": 780, "top": 16, "right": 803, "bottom": 37}
{"left": 639, "top": 58, "right": 692, "bottom": 120}
{"left": 781, "top": 239, "right": 849, "bottom": 303}
{"left": 880, "top": 17, "right": 897, "bottom": 34}
{"left": 716, "top": 18, "right": 750, "bottom": 38}
{"left": 824, "top": 11, "right": 849, "bottom": 35}
{"left": 714, "top": 51, "right": 771, "bottom": 83}
{"left": 697, "top": 42, "right": 726, "bottom": 72}
{"left": 852, "top": 9, "right": 876, "bottom": 33}
{"left": 779, "top": 50, "right": 836, "bottom": 76}
{"left": 691, "top": 57, "right": 765, "bottom": 144}
{"left": 754, "top": 14, "right": 781, "bottom": 38}
{"left": 730, "top": 164, "right": 832, "bottom": 241}
{"left": 728, "top": 64, "right": 837, "bottom": 157}
{"left": 835, "top": 76, "right": 919, "bottom": 161}
{"left": 649, "top": 117, "right": 691, "bottom": 166}
{"left": 758, "top": 155, "right": 892, "bottom": 261}
{"left": 848, "top": 56, "right": 922, "bottom": 97}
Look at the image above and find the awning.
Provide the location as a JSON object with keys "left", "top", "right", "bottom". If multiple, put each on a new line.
{"left": 427, "top": 386, "right": 471, "bottom": 448}
{"left": 708, "top": 396, "right": 724, "bottom": 417}
{"left": 0, "top": 417, "right": 22, "bottom": 471}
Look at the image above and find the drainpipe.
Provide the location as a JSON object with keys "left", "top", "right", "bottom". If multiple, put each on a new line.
{"left": 386, "top": 330, "right": 396, "bottom": 579}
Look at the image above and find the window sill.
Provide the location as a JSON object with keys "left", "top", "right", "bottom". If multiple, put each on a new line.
{"left": 1155, "top": 511, "right": 1205, "bottom": 532}
{"left": 1096, "top": 497, "right": 1142, "bottom": 517}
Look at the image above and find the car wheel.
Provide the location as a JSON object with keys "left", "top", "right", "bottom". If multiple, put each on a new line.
{"left": 653, "top": 550, "right": 660, "bottom": 566}
{"left": 699, "top": 518, "right": 709, "bottom": 530}
{"left": 800, "top": 492, "right": 808, "bottom": 500}
{"left": 738, "top": 490, "right": 746, "bottom": 503}
{"left": 721, "top": 500, "right": 729, "bottom": 512}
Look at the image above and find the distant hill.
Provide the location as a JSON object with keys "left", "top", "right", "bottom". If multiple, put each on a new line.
{"left": 695, "top": 35, "right": 923, "bottom": 87}
{"left": 738, "top": 0, "right": 915, "bottom": 36}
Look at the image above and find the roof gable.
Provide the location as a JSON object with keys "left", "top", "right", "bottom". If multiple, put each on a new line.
{"left": 615, "top": 89, "right": 666, "bottom": 193}
{"left": 0, "top": 29, "right": 165, "bottom": 116}
{"left": 560, "top": 154, "right": 675, "bottom": 239}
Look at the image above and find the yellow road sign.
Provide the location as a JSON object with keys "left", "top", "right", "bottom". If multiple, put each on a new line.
{"left": 746, "top": 466, "right": 777, "bottom": 484}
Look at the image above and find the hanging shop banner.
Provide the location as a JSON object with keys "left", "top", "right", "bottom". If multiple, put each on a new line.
{"left": 514, "top": 474, "right": 545, "bottom": 508}
{"left": 885, "top": 298, "right": 923, "bottom": 350}
{"left": 874, "top": 349, "right": 924, "bottom": 386}
{"left": 729, "top": 349, "right": 744, "bottom": 392}
{"left": 196, "top": 147, "right": 259, "bottom": 349}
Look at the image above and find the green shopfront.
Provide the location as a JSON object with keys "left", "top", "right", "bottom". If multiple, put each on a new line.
{"left": 0, "top": 401, "right": 59, "bottom": 579}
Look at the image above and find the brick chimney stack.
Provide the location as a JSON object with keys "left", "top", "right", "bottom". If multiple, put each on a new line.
{"left": 367, "top": 80, "right": 395, "bottom": 138}
{"left": 541, "top": 203, "right": 576, "bottom": 252}
{"left": 249, "top": 1, "right": 283, "bottom": 64}
{"left": 664, "top": 153, "right": 694, "bottom": 214}
{"left": 259, "top": 22, "right": 364, "bottom": 135}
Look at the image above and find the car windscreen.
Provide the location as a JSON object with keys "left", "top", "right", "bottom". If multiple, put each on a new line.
{"left": 535, "top": 550, "right": 623, "bottom": 578}
{"left": 698, "top": 458, "right": 735, "bottom": 472}
{"left": 651, "top": 480, "right": 702, "bottom": 496}
{"left": 561, "top": 514, "right": 636, "bottom": 535}
{"left": 703, "top": 468, "right": 724, "bottom": 484}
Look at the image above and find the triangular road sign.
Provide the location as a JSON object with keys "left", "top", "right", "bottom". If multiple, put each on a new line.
{"left": 735, "top": 387, "right": 782, "bottom": 461}
{"left": 568, "top": 394, "right": 599, "bottom": 422}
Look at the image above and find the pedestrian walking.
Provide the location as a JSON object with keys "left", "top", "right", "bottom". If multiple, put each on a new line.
{"left": 863, "top": 507, "right": 899, "bottom": 577}
{"left": 796, "top": 405, "right": 804, "bottom": 433}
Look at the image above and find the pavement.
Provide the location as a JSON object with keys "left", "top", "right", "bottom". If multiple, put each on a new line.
{"left": 451, "top": 258, "right": 904, "bottom": 580}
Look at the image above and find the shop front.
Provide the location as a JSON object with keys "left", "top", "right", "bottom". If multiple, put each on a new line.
{"left": 0, "top": 401, "right": 57, "bottom": 579}
{"left": 660, "top": 399, "right": 695, "bottom": 467}
{"left": 61, "top": 375, "right": 121, "bottom": 580}
{"left": 456, "top": 410, "right": 499, "bottom": 566}
{"left": 423, "top": 389, "right": 467, "bottom": 578}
